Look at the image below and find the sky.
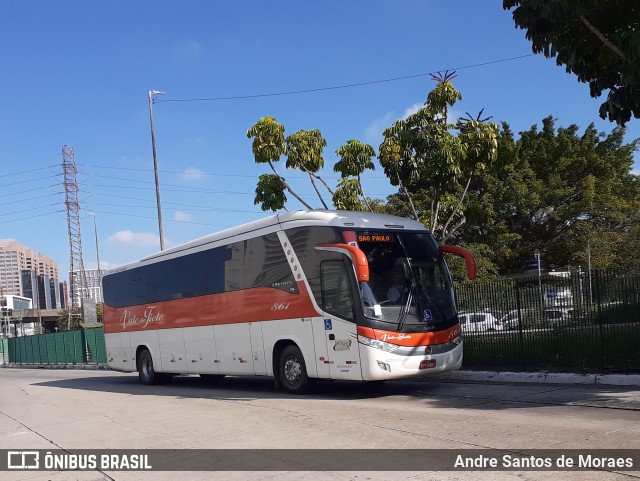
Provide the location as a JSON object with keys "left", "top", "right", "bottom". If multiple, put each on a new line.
{"left": 1, "top": 1, "right": 639, "bottom": 282}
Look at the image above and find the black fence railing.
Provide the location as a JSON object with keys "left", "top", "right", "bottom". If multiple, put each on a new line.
{"left": 454, "top": 268, "right": 640, "bottom": 373}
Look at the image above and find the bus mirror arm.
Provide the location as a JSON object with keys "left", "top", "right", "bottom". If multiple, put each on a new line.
{"left": 314, "top": 243, "right": 370, "bottom": 282}
{"left": 440, "top": 245, "right": 477, "bottom": 280}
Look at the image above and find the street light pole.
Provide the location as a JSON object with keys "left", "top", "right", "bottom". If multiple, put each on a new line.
{"left": 87, "top": 212, "right": 102, "bottom": 301}
{"left": 148, "top": 90, "right": 166, "bottom": 251}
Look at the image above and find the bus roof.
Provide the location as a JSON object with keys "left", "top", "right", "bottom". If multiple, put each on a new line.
{"left": 105, "top": 210, "right": 428, "bottom": 273}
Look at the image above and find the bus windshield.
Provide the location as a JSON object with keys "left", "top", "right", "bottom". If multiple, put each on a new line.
{"left": 347, "top": 231, "right": 456, "bottom": 330}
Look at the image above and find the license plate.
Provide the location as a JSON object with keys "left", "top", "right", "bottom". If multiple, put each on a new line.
{"left": 419, "top": 359, "right": 436, "bottom": 369}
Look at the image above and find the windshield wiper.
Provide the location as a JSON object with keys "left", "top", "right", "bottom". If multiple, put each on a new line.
{"left": 396, "top": 280, "right": 415, "bottom": 331}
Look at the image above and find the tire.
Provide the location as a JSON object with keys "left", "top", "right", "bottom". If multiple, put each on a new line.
{"left": 138, "top": 349, "right": 161, "bottom": 385}
{"left": 278, "top": 345, "right": 311, "bottom": 394}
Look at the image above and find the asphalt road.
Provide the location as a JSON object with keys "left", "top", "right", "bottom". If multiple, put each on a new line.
{"left": 1, "top": 368, "right": 639, "bottom": 481}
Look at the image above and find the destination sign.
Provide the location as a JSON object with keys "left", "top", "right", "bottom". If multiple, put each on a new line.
{"left": 357, "top": 234, "right": 395, "bottom": 243}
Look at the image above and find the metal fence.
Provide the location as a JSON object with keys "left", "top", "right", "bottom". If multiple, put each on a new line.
{"left": 4, "top": 327, "right": 107, "bottom": 365}
{"left": 455, "top": 268, "right": 640, "bottom": 373}
{"left": 2, "top": 269, "right": 639, "bottom": 373}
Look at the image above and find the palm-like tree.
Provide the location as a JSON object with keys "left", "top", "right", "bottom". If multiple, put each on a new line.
{"left": 247, "top": 117, "right": 312, "bottom": 210}
{"left": 334, "top": 140, "right": 376, "bottom": 211}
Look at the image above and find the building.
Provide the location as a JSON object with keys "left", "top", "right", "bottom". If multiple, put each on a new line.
{"left": 70, "top": 268, "right": 103, "bottom": 306}
{"left": 1, "top": 294, "right": 33, "bottom": 310}
{"left": 0, "top": 239, "right": 60, "bottom": 309}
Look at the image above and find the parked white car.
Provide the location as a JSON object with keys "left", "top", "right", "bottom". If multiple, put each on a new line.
{"left": 458, "top": 312, "right": 503, "bottom": 332}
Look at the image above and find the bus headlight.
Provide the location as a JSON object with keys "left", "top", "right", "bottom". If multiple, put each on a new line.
{"left": 358, "top": 335, "right": 400, "bottom": 353}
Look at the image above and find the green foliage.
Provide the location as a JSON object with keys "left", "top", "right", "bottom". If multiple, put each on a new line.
{"left": 246, "top": 116, "right": 286, "bottom": 163}
{"left": 55, "top": 308, "right": 83, "bottom": 331}
{"left": 332, "top": 178, "right": 365, "bottom": 211}
{"left": 504, "top": 0, "right": 640, "bottom": 125}
{"left": 334, "top": 140, "right": 376, "bottom": 177}
{"left": 285, "top": 129, "right": 327, "bottom": 173}
{"left": 334, "top": 140, "right": 376, "bottom": 211}
{"left": 254, "top": 174, "right": 287, "bottom": 211}
{"left": 247, "top": 117, "right": 313, "bottom": 210}
{"left": 459, "top": 116, "right": 640, "bottom": 272}
{"left": 446, "top": 243, "right": 501, "bottom": 283}
{"left": 378, "top": 73, "right": 499, "bottom": 242}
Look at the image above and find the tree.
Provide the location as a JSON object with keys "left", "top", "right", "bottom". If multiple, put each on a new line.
{"left": 247, "top": 117, "right": 313, "bottom": 210}
{"left": 378, "top": 72, "right": 498, "bottom": 243}
{"left": 334, "top": 140, "right": 376, "bottom": 211}
{"left": 56, "top": 308, "right": 83, "bottom": 331}
{"left": 504, "top": 0, "right": 640, "bottom": 125}
{"left": 254, "top": 174, "right": 288, "bottom": 212}
{"left": 458, "top": 117, "right": 640, "bottom": 272}
{"left": 285, "top": 129, "right": 333, "bottom": 209}
{"left": 248, "top": 118, "right": 340, "bottom": 211}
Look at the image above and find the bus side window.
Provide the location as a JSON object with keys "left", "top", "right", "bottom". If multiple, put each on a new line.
{"left": 320, "top": 261, "right": 355, "bottom": 321}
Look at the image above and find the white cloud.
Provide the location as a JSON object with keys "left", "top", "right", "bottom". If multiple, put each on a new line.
{"left": 181, "top": 167, "right": 207, "bottom": 181}
{"left": 402, "top": 103, "right": 423, "bottom": 119}
{"left": 173, "top": 211, "right": 192, "bottom": 222}
{"left": 364, "top": 103, "right": 424, "bottom": 145}
{"left": 364, "top": 112, "right": 395, "bottom": 145}
{"left": 365, "top": 103, "right": 466, "bottom": 146}
{"left": 106, "top": 230, "right": 160, "bottom": 248}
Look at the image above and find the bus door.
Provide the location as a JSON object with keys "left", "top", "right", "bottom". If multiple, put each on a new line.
{"left": 319, "top": 260, "right": 362, "bottom": 380}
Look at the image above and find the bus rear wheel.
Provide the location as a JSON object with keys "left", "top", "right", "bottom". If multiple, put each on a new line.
{"left": 138, "top": 349, "right": 162, "bottom": 385}
{"left": 278, "top": 345, "right": 311, "bottom": 394}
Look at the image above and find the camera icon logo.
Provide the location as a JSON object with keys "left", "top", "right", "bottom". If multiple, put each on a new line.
{"left": 7, "top": 451, "right": 40, "bottom": 470}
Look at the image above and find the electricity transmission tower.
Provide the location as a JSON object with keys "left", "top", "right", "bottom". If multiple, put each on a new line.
{"left": 62, "top": 145, "right": 89, "bottom": 309}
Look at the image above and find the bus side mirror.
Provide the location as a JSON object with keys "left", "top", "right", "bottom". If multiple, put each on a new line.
{"left": 440, "top": 245, "right": 477, "bottom": 280}
{"left": 314, "top": 243, "right": 370, "bottom": 282}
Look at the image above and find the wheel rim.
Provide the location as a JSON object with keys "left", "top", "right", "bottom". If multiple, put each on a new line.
{"left": 283, "top": 355, "right": 302, "bottom": 385}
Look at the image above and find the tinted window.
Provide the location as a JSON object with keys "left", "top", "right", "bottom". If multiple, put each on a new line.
{"left": 286, "top": 226, "right": 342, "bottom": 307}
{"left": 103, "top": 234, "right": 303, "bottom": 308}
{"left": 246, "top": 233, "right": 298, "bottom": 293}
{"left": 321, "top": 261, "right": 355, "bottom": 321}
{"left": 104, "top": 243, "right": 242, "bottom": 308}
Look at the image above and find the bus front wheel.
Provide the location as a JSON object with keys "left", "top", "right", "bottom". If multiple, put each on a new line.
{"left": 278, "top": 345, "right": 311, "bottom": 394}
{"left": 138, "top": 349, "right": 161, "bottom": 385}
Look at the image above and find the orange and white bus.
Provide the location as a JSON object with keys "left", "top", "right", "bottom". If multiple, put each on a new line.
{"left": 102, "top": 210, "right": 476, "bottom": 393}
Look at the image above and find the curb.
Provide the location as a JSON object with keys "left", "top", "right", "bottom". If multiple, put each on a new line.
{"left": 2, "top": 364, "right": 640, "bottom": 386}
{"left": 428, "top": 370, "right": 640, "bottom": 387}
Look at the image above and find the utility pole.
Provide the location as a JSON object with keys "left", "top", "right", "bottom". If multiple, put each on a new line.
{"left": 148, "top": 90, "right": 166, "bottom": 251}
{"left": 87, "top": 212, "right": 102, "bottom": 301}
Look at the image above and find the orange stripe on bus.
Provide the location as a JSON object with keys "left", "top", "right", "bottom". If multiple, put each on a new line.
{"left": 356, "top": 325, "right": 461, "bottom": 346}
{"left": 103, "top": 281, "right": 319, "bottom": 333}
